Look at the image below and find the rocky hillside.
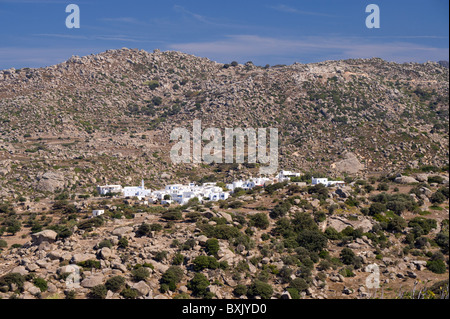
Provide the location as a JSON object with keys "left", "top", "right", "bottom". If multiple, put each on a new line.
{"left": 0, "top": 174, "right": 448, "bottom": 300}
{"left": 0, "top": 49, "right": 449, "bottom": 300}
{"left": 0, "top": 48, "right": 449, "bottom": 200}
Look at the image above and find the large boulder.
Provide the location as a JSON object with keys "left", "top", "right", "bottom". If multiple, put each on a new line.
{"left": 327, "top": 216, "right": 375, "bottom": 233}
{"left": 217, "top": 212, "right": 233, "bottom": 224}
{"left": 112, "top": 226, "right": 134, "bottom": 236}
{"left": 71, "top": 253, "right": 97, "bottom": 264}
{"left": 36, "top": 171, "right": 66, "bottom": 193}
{"left": 335, "top": 188, "right": 351, "bottom": 199}
{"left": 132, "top": 281, "right": 151, "bottom": 296}
{"left": 331, "top": 152, "right": 364, "bottom": 175}
{"left": 98, "top": 247, "right": 112, "bottom": 260}
{"left": 0, "top": 160, "right": 11, "bottom": 177}
{"left": 31, "top": 230, "right": 58, "bottom": 245}
{"left": 81, "top": 275, "right": 104, "bottom": 288}
{"left": 415, "top": 174, "right": 428, "bottom": 182}
{"left": 11, "top": 266, "right": 28, "bottom": 276}
{"left": 394, "top": 176, "right": 419, "bottom": 184}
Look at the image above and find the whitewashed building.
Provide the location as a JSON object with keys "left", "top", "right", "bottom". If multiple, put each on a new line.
{"left": 92, "top": 210, "right": 105, "bottom": 217}
{"left": 278, "top": 170, "right": 301, "bottom": 182}
{"left": 97, "top": 185, "right": 123, "bottom": 196}
{"left": 312, "top": 177, "right": 346, "bottom": 187}
{"left": 150, "top": 182, "right": 230, "bottom": 205}
{"left": 123, "top": 180, "right": 151, "bottom": 200}
{"left": 226, "top": 177, "right": 270, "bottom": 192}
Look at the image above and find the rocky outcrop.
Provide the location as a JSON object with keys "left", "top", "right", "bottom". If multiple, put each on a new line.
{"left": 35, "top": 171, "right": 66, "bottom": 193}
{"left": 30, "top": 230, "right": 58, "bottom": 245}
{"left": 327, "top": 216, "right": 375, "bottom": 233}
{"left": 331, "top": 152, "right": 364, "bottom": 175}
{"left": 395, "top": 175, "right": 419, "bottom": 184}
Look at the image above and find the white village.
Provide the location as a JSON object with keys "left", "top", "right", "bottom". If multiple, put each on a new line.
{"left": 96, "top": 170, "right": 346, "bottom": 213}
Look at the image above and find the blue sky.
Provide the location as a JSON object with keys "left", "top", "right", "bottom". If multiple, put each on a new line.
{"left": 0, "top": 0, "right": 448, "bottom": 69}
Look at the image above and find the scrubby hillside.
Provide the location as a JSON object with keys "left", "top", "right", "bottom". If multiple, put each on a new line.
{"left": 0, "top": 48, "right": 448, "bottom": 200}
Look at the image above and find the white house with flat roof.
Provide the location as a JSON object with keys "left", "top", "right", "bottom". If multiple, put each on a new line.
{"left": 123, "top": 180, "right": 151, "bottom": 200}
{"left": 92, "top": 210, "right": 105, "bottom": 217}
{"left": 97, "top": 185, "right": 123, "bottom": 196}
{"left": 278, "top": 170, "right": 301, "bottom": 182}
{"left": 226, "top": 177, "right": 271, "bottom": 192}
{"left": 312, "top": 177, "right": 346, "bottom": 187}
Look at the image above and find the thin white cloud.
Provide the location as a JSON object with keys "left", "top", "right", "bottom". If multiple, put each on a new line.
{"left": 33, "top": 33, "right": 162, "bottom": 43}
{"left": 0, "top": 0, "right": 88, "bottom": 3}
{"left": 0, "top": 47, "right": 106, "bottom": 69}
{"left": 173, "top": 5, "right": 210, "bottom": 24}
{"left": 100, "top": 17, "right": 148, "bottom": 26}
{"left": 268, "top": 4, "right": 338, "bottom": 18}
{"left": 168, "top": 35, "right": 449, "bottom": 64}
{"left": 34, "top": 33, "right": 89, "bottom": 40}
{"left": 172, "top": 5, "right": 256, "bottom": 30}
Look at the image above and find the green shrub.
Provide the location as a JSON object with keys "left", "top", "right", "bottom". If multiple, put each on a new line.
{"left": 65, "top": 290, "right": 76, "bottom": 299}
{"left": 287, "top": 287, "right": 300, "bottom": 299}
{"left": 308, "top": 184, "right": 329, "bottom": 201}
{"left": 292, "top": 212, "right": 319, "bottom": 232}
{"left": 324, "top": 227, "right": 341, "bottom": 240}
{"left": 186, "top": 212, "right": 202, "bottom": 222}
{"left": 249, "top": 213, "right": 270, "bottom": 229}
{"left": 247, "top": 280, "right": 273, "bottom": 299}
{"left": 132, "top": 267, "right": 150, "bottom": 282}
{"left": 160, "top": 266, "right": 184, "bottom": 292}
{"left": 136, "top": 223, "right": 152, "bottom": 237}
{"left": 377, "top": 183, "right": 389, "bottom": 191}
{"left": 200, "top": 224, "right": 241, "bottom": 240}
{"left": 193, "top": 255, "right": 219, "bottom": 271}
{"left": 264, "top": 182, "right": 288, "bottom": 195}
{"left": 78, "top": 217, "right": 103, "bottom": 231}
{"left": 408, "top": 217, "right": 437, "bottom": 235}
{"left": 98, "top": 239, "right": 113, "bottom": 249}
{"left": 296, "top": 230, "right": 328, "bottom": 252}
{"left": 431, "top": 191, "right": 447, "bottom": 204}
{"left": 5, "top": 218, "right": 21, "bottom": 235}
{"left": 427, "top": 260, "right": 447, "bottom": 274}
{"left": 369, "top": 203, "right": 387, "bottom": 216}
{"left": 428, "top": 176, "right": 444, "bottom": 184}
{"left": 289, "top": 278, "right": 308, "bottom": 292}
{"left": 0, "top": 239, "right": 7, "bottom": 248}
{"left": 314, "top": 211, "right": 327, "bottom": 223}
{"left": 181, "top": 238, "right": 196, "bottom": 250}
{"left": 33, "top": 277, "right": 48, "bottom": 292}
{"left": 270, "top": 201, "right": 291, "bottom": 219}
{"left": 147, "top": 80, "right": 160, "bottom": 90}
{"left": 105, "top": 276, "right": 125, "bottom": 292}
{"left": 154, "top": 251, "right": 168, "bottom": 262}
{"left": 227, "top": 201, "right": 244, "bottom": 209}
{"left": 120, "top": 287, "right": 139, "bottom": 299}
{"left": 435, "top": 232, "right": 449, "bottom": 254}
{"left": 0, "top": 273, "right": 25, "bottom": 291}
{"left": 173, "top": 293, "right": 190, "bottom": 299}
{"left": 88, "top": 285, "right": 107, "bottom": 299}
{"left": 205, "top": 238, "right": 220, "bottom": 256}
{"left": 172, "top": 253, "right": 184, "bottom": 266}
{"left": 118, "top": 237, "right": 129, "bottom": 249}
{"left": 339, "top": 267, "right": 355, "bottom": 277}
{"left": 233, "top": 284, "right": 247, "bottom": 296}
{"left": 161, "top": 211, "right": 183, "bottom": 221}
{"left": 150, "top": 223, "right": 163, "bottom": 232}
{"left": 187, "top": 273, "right": 210, "bottom": 297}
{"left": 77, "top": 259, "right": 101, "bottom": 270}
{"left": 340, "top": 248, "right": 356, "bottom": 265}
